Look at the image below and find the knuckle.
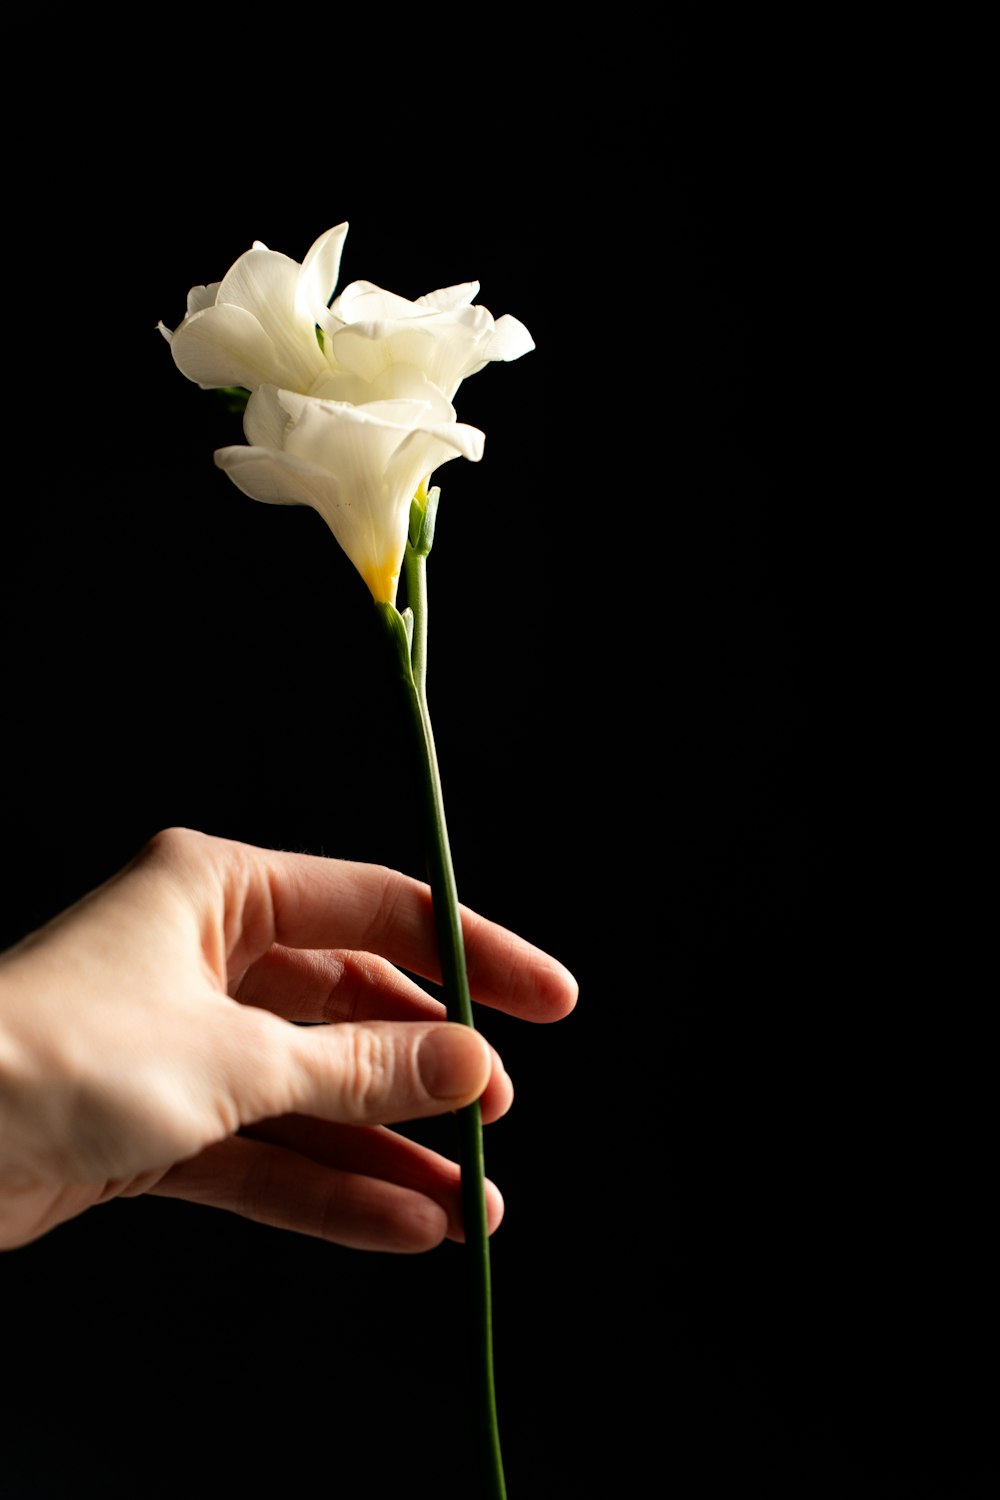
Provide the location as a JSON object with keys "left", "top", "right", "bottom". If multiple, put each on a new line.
{"left": 343, "top": 1026, "right": 394, "bottom": 1119}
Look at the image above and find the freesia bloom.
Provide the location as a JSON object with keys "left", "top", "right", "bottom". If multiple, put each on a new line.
{"left": 215, "top": 384, "right": 484, "bottom": 605}
{"left": 160, "top": 222, "right": 534, "bottom": 404}
{"left": 321, "top": 277, "right": 534, "bottom": 403}
{"left": 160, "top": 224, "right": 348, "bottom": 394}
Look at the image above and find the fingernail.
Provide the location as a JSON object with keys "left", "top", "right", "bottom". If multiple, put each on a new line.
{"left": 419, "top": 1025, "right": 489, "bottom": 1101}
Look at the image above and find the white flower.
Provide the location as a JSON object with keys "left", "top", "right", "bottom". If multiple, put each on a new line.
{"left": 322, "top": 278, "right": 534, "bottom": 403}
{"left": 159, "top": 222, "right": 534, "bottom": 403}
{"left": 159, "top": 223, "right": 349, "bottom": 393}
{"left": 215, "top": 385, "right": 484, "bottom": 605}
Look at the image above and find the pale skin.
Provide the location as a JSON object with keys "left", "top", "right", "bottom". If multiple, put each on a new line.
{"left": 0, "top": 827, "right": 578, "bottom": 1254}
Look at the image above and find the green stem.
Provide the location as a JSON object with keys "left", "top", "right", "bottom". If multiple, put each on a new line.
{"left": 376, "top": 546, "right": 506, "bottom": 1500}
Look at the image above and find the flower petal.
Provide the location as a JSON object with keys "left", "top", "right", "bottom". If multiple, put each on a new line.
{"left": 187, "top": 281, "right": 222, "bottom": 317}
{"left": 214, "top": 444, "right": 334, "bottom": 509}
{"left": 329, "top": 322, "right": 445, "bottom": 385}
{"left": 307, "top": 362, "right": 442, "bottom": 406}
{"left": 218, "top": 389, "right": 484, "bottom": 605}
{"left": 415, "top": 282, "right": 481, "bottom": 311}
{"left": 330, "top": 280, "right": 419, "bottom": 323}
{"left": 298, "top": 222, "right": 349, "bottom": 320}
{"left": 242, "top": 383, "right": 294, "bottom": 449}
{"left": 214, "top": 247, "right": 328, "bottom": 389}
{"left": 168, "top": 303, "right": 286, "bottom": 391}
{"left": 484, "top": 313, "right": 535, "bottom": 361}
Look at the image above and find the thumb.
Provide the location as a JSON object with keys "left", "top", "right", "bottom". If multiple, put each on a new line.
{"left": 284, "top": 1020, "right": 494, "bottom": 1127}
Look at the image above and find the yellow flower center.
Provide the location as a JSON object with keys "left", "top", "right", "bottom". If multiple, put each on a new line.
{"left": 361, "top": 557, "right": 400, "bottom": 605}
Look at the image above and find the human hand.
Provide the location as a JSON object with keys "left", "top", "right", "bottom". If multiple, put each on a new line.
{"left": 0, "top": 827, "right": 577, "bottom": 1253}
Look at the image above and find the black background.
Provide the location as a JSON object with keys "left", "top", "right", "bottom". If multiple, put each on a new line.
{"left": 1, "top": 19, "right": 993, "bottom": 1500}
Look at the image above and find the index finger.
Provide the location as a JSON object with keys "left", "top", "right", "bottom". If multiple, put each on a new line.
{"left": 146, "top": 828, "right": 579, "bottom": 1024}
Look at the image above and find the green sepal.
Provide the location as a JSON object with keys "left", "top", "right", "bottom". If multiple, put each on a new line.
{"left": 374, "top": 601, "right": 415, "bottom": 685}
{"left": 215, "top": 386, "right": 250, "bottom": 415}
{"left": 400, "top": 606, "right": 415, "bottom": 656}
{"left": 408, "top": 486, "right": 440, "bottom": 557}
